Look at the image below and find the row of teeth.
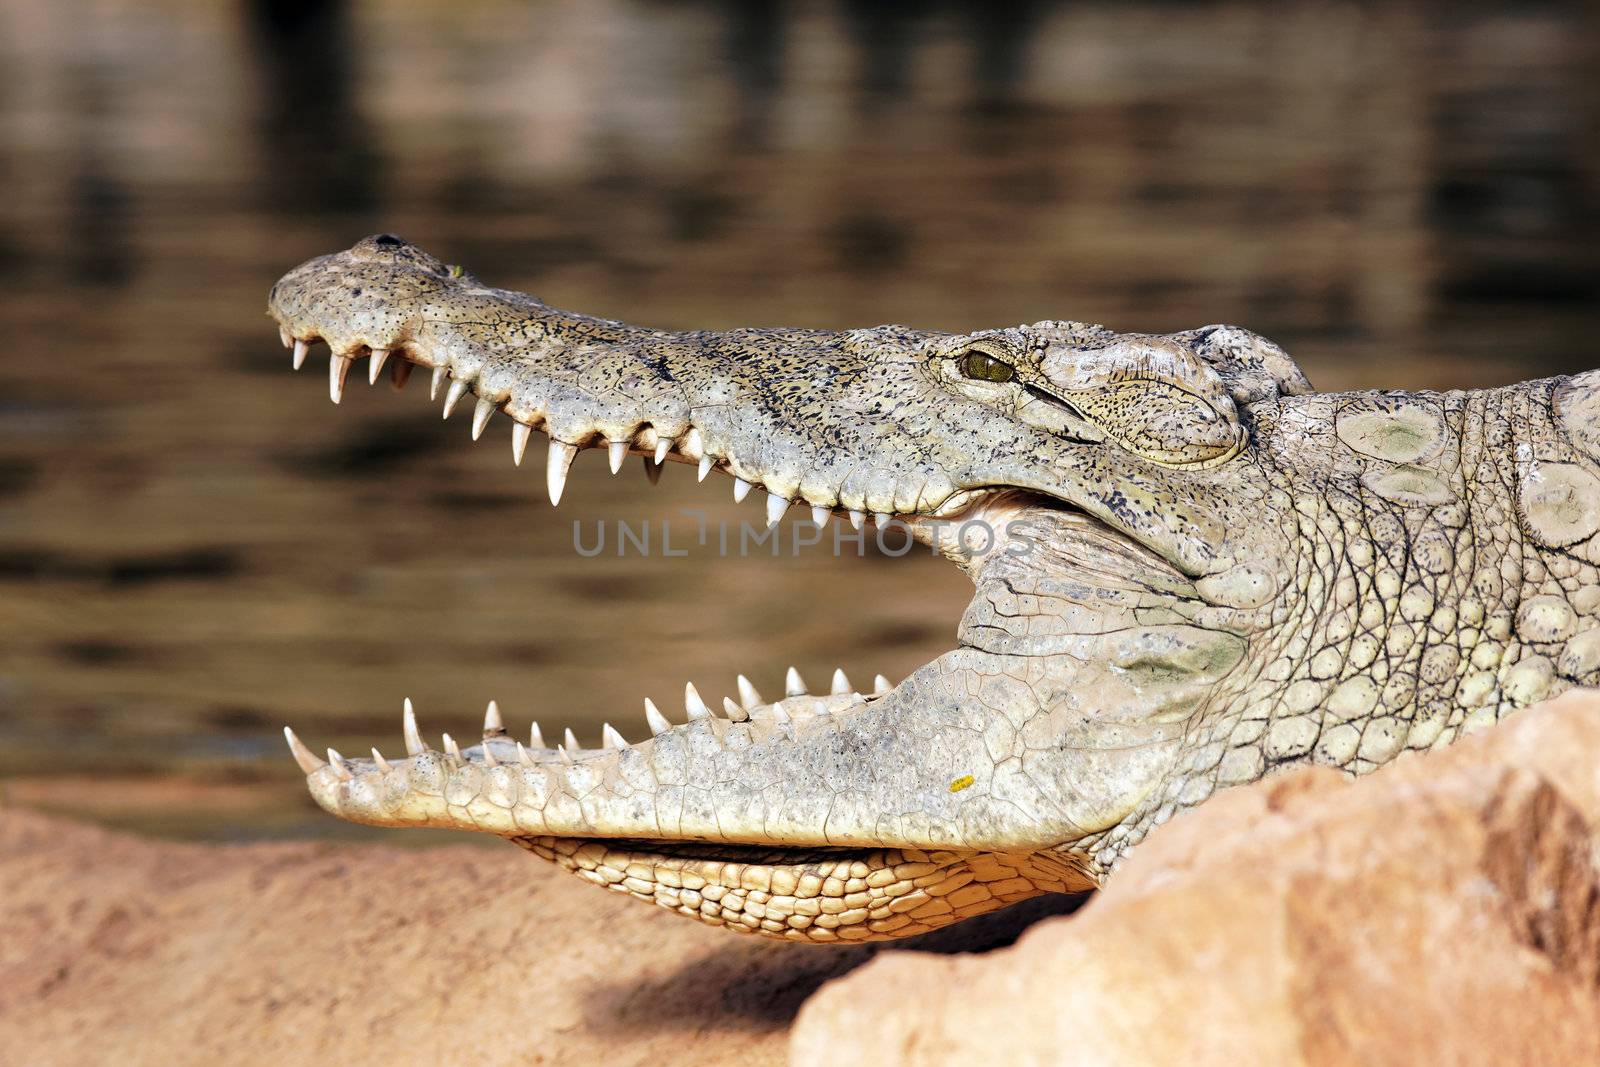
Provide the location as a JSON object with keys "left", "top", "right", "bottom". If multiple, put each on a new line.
{"left": 286, "top": 332, "right": 910, "bottom": 529}
{"left": 283, "top": 667, "right": 893, "bottom": 780}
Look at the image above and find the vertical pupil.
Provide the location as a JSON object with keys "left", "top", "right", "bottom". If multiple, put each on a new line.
{"left": 963, "top": 351, "right": 1012, "bottom": 382}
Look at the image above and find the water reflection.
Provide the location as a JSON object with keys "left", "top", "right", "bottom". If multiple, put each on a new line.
{"left": 248, "top": 0, "right": 382, "bottom": 219}
{"left": 0, "top": 0, "right": 1595, "bottom": 839}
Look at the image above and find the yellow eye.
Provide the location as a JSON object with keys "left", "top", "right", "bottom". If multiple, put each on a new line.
{"left": 960, "top": 349, "right": 1015, "bottom": 383}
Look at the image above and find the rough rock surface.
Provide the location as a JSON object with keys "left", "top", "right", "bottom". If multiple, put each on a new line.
{"left": 0, "top": 809, "right": 1069, "bottom": 1067}
{"left": 794, "top": 688, "right": 1600, "bottom": 1067}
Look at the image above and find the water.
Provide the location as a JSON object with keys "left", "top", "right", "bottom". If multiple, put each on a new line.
{"left": 2, "top": 0, "right": 1596, "bottom": 839}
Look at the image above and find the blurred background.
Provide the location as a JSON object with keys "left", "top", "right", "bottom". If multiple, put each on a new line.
{"left": 1, "top": 0, "right": 1596, "bottom": 840}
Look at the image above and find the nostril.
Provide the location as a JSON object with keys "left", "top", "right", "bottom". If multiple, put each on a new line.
{"left": 373, "top": 233, "right": 403, "bottom": 247}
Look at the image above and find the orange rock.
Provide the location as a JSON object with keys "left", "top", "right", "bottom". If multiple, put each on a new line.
{"left": 794, "top": 688, "right": 1600, "bottom": 1067}
{"left": 0, "top": 812, "right": 838, "bottom": 1066}
{"left": 0, "top": 807, "right": 1064, "bottom": 1065}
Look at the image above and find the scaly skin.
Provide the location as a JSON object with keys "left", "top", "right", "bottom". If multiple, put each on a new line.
{"left": 269, "top": 235, "right": 1600, "bottom": 943}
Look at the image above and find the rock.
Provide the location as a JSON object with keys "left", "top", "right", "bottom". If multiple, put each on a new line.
{"left": 0, "top": 816, "right": 809, "bottom": 1066}
{"left": 794, "top": 689, "right": 1600, "bottom": 1067}
{"left": 0, "top": 807, "right": 1067, "bottom": 1066}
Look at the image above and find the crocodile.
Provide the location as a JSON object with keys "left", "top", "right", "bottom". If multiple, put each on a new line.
{"left": 269, "top": 234, "right": 1600, "bottom": 943}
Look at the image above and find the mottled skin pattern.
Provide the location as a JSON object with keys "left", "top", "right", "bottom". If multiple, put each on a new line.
{"left": 270, "top": 235, "right": 1600, "bottom": 943}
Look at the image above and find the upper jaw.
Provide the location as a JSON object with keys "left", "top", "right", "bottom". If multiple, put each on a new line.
{"left": 271, "top": 240, "right": 985, "bottom": 520}
{"left": 270, "top": 238, "right": 1289, "bottom": 618}
{"left": 270, "top": 241, "right": 1284, "bottom": 697}
{"left": 271, "top": 239, "right": 1257, "bottom": 581}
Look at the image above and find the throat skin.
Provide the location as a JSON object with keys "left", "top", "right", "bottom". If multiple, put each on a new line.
{"left": 268, "top": 236, "right": 1600, "bottom": 941}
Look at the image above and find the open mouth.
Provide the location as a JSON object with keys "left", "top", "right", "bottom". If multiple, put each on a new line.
{"left": 267, "top": 236, "right": 1221, "bottom": 940}
{"left": 277, "top": 329, "right": 1106, "bottom": 936}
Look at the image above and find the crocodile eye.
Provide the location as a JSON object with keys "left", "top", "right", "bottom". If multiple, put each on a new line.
{"left": 959, "top": 350, "right": 1015, "bottom": 383}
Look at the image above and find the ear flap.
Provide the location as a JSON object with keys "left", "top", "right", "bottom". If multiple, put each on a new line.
{"left": 1176, "top": 324, "right": 1314, "bottom": 405}
{"left": 1040, "top": 335, "right": 1247, "bottom": 467}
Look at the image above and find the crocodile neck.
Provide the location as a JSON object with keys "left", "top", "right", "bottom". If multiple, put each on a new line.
{"left": 1088, "top": 378, "right": 1600, "bottom": 870}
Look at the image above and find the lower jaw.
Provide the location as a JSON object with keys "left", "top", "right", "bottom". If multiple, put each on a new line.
{"left": 516, "top": 834, "right": 1097, "bottom": 943}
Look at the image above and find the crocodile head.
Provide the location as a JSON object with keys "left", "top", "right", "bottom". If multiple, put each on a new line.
{"left": 270, "top": 234, "right": 1519, "bottom": 942}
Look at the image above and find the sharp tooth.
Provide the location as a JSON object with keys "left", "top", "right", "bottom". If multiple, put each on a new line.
{"left": 608, "top": 441, "right": 627, "bottom": 474}
{"left": 511, "top": 421, "right": 532, "bottom": 466}
{"left": 279, "top": 326, "right": 293, "bottom": 349}
{"left": 368, "top": 349, "right": 391, "bottom": 385}
{"left": 602, "top": 723, "right": 627, "bottom": 749}
{"left": 643, "top": 456, "right": 662, "bottom": 485}
{"left": 766, "top": 493, "right": 790, "bottom": 527}
{"left": 644, "top": 698, "right": 671, "bottom": 736}
{"left": 516, "top": 741, "right": 534, "bottom": 766}
{"left": 684, "top": 428, "right": 704, "bottom": 456}
{"left": 402, "top": 698, "right": 426, "bottom": 755}
{"left": 292, "top": 339, "right": 308, "bottom": 370}
{"left": 471, "top": 397, "right": 496, "bottom": 440}
{"left": 785, "top": 666, "right": 807, "bottom": 697}
{"left": 327, "top": 748, "right": 354, "bottom": 780}
{"left": 443, "top": 379, "right": 470, "bottom": 418}
{"left": 442, "top": 733, "right": 462, "bottom": 760}
{"left": 283, "top": 727, "right": 326, "bottom": 774}
{"left": 684, "top": 682, "right": 712, "bottom": 720}
{"left": 874, "top": 512, "right": 892, "bottom": 527}
{"left": 772, "top": 704, "right": 791, "bottom": 725}
{"left": 697, "top": 455, "right": 713, "bottom": 481}
{"left": 563, "top": 727, "right": 580, "bottom": 751}
{"left": 529, "top": 721, "right": 545, "bottom": 748}
{"left": 547, "top": 441, "right": 577, "bottom": 505}
{"left": 329, "top": 354, "right": 352, "bottom": 403}
{"left": 736, "top": 674, "right": 764, "bottom": 709}
{"left": 848, "top": 510, "right": 865, "bottom": 530}
{"left": 430, "top": 366, "right": 447, "bottom": 400}
{"left": 811, "top": 505, "right": 829, "bottom": 527}
{"left": 482, "top": 739, "right": 499, "bottom": 767}
{"left": 371, "top": 747, "right": 391, "bottom": 772}
{"left": 653, "top": 439, "right": 671, "bottom": 464}
{"left": 722, "top": 696, "right": 750, "bottom": 723}
{"left": 483, "top": 700, "right": 504, "bottom": 736}
{"left": 733, "top": 478, "right": 753, "bottom": 503}
{"left": 831, "top": 668, "right": 851, "bottom": 695}
{"left": 390, "top": 358, "right": 413, "bottom": 392}
{"left": 558, "top": 745, "right": 574, "bottom": 765}
{"left": 874, "top": 674, "right": 892, "bottom": 695}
